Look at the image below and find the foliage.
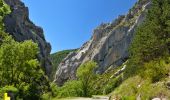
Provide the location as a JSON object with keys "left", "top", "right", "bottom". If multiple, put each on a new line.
{"left": 41, "top": 92, "right": 52, "bottom": 100}
{"left": 0, "top": 86, "right": 18, "bottom": 94}
{"left": 141, "top": 57, "right": 170, "bottom": 82}
{"left": 102, "top": 76, "right": 122, "bottom": 94}
{"left": 0, "top": 0, "right": 10, "bottom": 41}
{"left": 121, "top": 96, "right": 136, "bottom": 100}
{"left": 57, "top": 80, "right": 83, "bottom": 98}
{"left": 0, "top": 35, "right": 49, "bottom": 99}
{"left": 90, "top": 67, "right": 124, "bottom": 95}
{"left": 0, "top": 86, "right": 19, "bottom": 100}
{"left": 77, "top": 61, "right": 98, "bottom": 97}
{"left": 42, "top": 80, "right": 82, "bottom": 99}
{"left": 0, "top": 0, "right": 10, "bottom": 31}
{"left": 50, "top": 49, "right": 77, "bottom": 80}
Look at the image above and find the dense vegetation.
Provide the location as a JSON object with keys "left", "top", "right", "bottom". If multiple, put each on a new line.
{"left": 50, "top": 49, "right": 77, "bottom": 79}
{"left": 0, "top": 35, "right": 50, "bottom": 99}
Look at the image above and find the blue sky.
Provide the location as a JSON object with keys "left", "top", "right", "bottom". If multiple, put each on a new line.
{"left": 22, "top": 0, "right": 137, "bottom": 53}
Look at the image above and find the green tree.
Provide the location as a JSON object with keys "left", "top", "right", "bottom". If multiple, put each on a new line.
{"left": 0, "top": 0, "right": 10, "bottom": 31}
{"left": 57, "top": 80, "right": 82, "bottom": 98}
{"left": 0, "top": 0, "right": 10, "bottom": 40}
{"left": 77, "top": 61, "right": 98, "bottom": 97}
{"left": 0, "top": 35, "right": 49, "bottom": 99}
{"left": 142, "top": 58, "right": 170, "bottom": 82}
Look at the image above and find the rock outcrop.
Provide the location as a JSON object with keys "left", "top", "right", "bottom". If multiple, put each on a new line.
{"left": 54, "top": 0, "right": 151, "bottom": 85}
{"left": 3, "top": 0, "right": 52, "bottom": 76}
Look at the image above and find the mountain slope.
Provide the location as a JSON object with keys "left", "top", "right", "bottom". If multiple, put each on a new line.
{"left": 54, "top": 0, "right": 151, "bottom": 85}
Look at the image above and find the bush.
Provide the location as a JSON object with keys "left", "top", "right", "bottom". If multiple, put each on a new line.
{"left": 41, "top": 92, "right": 52, "bottom": 100}
{"left": 57, "top": 80, "right": 82, "bottom": 98}
{"left": 77, "top": 61, "right": 98, "bottom": 97}
{"left": 121, "top": 96, "right": 136, "bottom": 100}
{"left": 142, "top": 58, "right": 170, "bottom": 82}
{"left": 0, "top": 86, "right": 19, "bottom": 99}
{"left": 103, "top": 76, "right": 123, "bottom": 94}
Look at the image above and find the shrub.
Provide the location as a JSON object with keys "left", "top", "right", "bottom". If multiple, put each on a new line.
{"left": 0, "top": 86, "right": 18, "bottom": 99}
{"left": 57, "top": 80, "right": 82, "bottom": 98}
{"left": 103, "top": 76, "right": 123, "bottom": 94}
{"left": 77, "top": 61, "right": 98, "bottom": 97}
{"left": 142, "top": 58, "right": 170, "bottom": 82}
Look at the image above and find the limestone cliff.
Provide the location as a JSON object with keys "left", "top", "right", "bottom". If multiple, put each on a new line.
{"left": 3, "top": 0, "right": 52, "bottom": 76}
{"left": 54, "top": 0, "right": 151, "bottom": 85}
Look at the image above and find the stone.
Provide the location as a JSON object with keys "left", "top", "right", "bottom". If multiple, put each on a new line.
{"left": 152, "top": 98, "right": 161, "bottom": 100}
{"left": 166, "top": 81, "right": 170, "bottom": 89}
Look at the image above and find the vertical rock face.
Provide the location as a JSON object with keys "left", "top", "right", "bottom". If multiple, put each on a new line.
{"left": 3, "top": 0, "right": 52, "bottom": 76}
{"left": 54, "top": 0, "right": 151, "bottom": 86}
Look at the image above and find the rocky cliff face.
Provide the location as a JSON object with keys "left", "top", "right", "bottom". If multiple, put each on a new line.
{"left": 54, "top": 0, "right": 151, "bottom": 85}
{"left": 3, "top": 0, "right": 52, "bottom": 76}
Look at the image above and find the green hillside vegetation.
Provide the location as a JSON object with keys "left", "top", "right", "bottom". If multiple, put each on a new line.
{"left": 50, "top": 49, "right": 77, "bottom": 79}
